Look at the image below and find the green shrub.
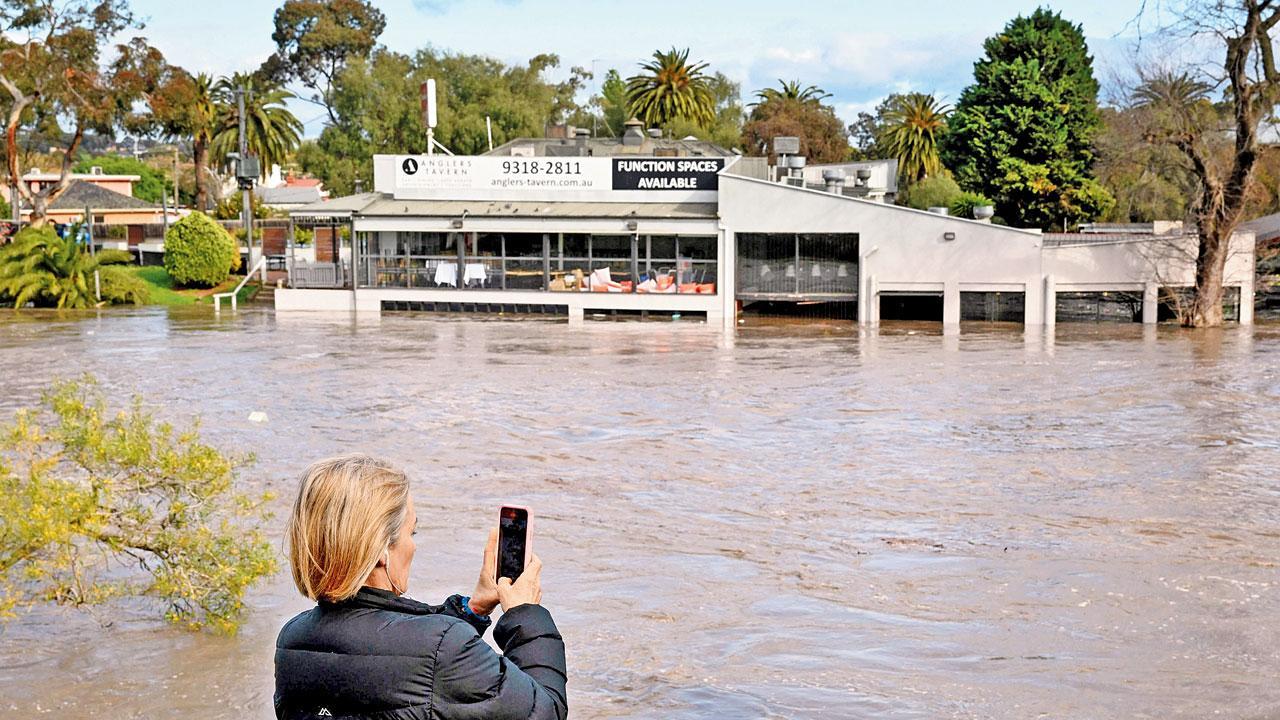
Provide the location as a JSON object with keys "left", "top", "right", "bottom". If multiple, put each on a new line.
{"left": 98, "top": 266, "right": 150, "bottom": 305}
{"left": 213, "top": 191, "right": 269, "bottom": 220}
{"left": 106, "top": 224, "right": 127, "bottom": 239}
{"left": 164, "top": 212, "right": 236, "bottom": 288}
{"left": 950, "top": 191, "right": 994, "bottom": 220}
{"left": 902, "top": 174, "right": 962, "bottom": 211}
{"left": 293, "top": 228, "right": 313, "bottom": 246}
{"left": 0, "top": 377, "right": 276, "bottom": 632}
{"left": 232, "top": 226, "right": 263, "bottom": 242}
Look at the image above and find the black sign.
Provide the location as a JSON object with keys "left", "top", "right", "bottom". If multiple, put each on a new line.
{"left": 612, "top": 158, "right": 724, "bottom": 192}
{"left": 402, "top": 158, "right": 419, "bottom": 175}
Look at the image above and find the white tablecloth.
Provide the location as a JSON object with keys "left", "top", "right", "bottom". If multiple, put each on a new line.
{"left": 464, "top": 263, "right": 487, "bottom": 285}
{"left": 434, "top": 262, "right": 458, "bottom": 287}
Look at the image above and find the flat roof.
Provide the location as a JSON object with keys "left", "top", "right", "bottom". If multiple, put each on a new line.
{"left": 295, "top": 193, "right": 718, "bottom": 221}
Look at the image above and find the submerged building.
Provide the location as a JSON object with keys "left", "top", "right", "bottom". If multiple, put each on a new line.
{"left": 278, "top": 136, "right": 1256, "bottom": 329}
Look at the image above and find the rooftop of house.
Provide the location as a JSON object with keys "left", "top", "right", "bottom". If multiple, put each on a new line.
{"left": 256, "top": 185, "right": 325, "bottom": 206}
{"left": 47, "top": 180, "right": 157, "bottom": 211}
{"left": 23, "top": 170, "right": 140, "bottom": 183}
{"left": 282, "top": 174, "right": 324, "bottom": 188}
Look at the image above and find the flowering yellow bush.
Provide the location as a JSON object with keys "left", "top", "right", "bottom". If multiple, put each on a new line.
{"left": 0, "top": 377, "right": 276, "bottom": 633}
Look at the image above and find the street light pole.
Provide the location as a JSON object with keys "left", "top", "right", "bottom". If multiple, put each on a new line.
{"left": 173, "top": 147, "right": 179, "bottom": 210}
{"left": 236, "top": 85, "right": 256, "bottom": 279}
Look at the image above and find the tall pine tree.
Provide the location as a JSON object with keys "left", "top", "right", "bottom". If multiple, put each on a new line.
{"left": 943, "top": 9, "right": 1113, "bottom": 230}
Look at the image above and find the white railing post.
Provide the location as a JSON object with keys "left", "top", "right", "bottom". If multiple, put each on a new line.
{"left": 213, "top": 256, "right": 267, "bottom": 314}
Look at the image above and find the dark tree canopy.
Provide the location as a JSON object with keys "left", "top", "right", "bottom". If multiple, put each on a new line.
{"left": 741, "top": 94, "right": 850, "bottom": 164}
{"left": 261, "top": 0, "right": 387, "bottom": 124}
{"left": 942, "top": 8, "right": 1113, "bottom": 230}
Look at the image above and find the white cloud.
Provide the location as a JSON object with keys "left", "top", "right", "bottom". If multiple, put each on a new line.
{"left": 763, "top": 47, "right": 821, "bottom": 64}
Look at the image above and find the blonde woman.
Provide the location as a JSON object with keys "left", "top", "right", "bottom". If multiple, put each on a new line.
{"left": 274, "top": 454, "right": 567, "bottom": 720}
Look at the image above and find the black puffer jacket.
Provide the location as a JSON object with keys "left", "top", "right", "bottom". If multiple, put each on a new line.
{"left": 274, "top": 588, "right": 567, "bottom": 720}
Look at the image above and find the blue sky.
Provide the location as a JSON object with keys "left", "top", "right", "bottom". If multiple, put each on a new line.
{"left": 124, "top": 0, "right": 1154, "bottom": 137}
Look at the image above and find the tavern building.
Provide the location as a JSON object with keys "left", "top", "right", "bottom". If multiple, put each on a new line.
{"left": 280, "top": 124, "right": 1256, "bottom": 329}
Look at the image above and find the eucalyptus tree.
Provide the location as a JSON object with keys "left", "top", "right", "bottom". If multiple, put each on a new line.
{"left": 0, "top": 0, "right": 146, "bottom": 226}
{"left": 260, "top": 0, "right": 387, "bottom": 125}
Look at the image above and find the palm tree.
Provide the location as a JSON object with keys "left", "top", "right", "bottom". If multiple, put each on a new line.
{"left": 211, "top": 73, "right": 303, "bottom": 177}
{"left": 626, "top": 48, "right": 716, "bottom": 128}
{"left": 1131, "top": 70, "right": 1216, "bottom": 139}
{"left": 189, "top": 73, "right": 221, "bottom": 213}
{"left": 0, "top": 227, "right": 135, "bottom": 308}
{"left": 753, "top": 79, "right": 831, "bottom": 106}
{"left": 878, "top": 93, "right": 951, "bottom": 184}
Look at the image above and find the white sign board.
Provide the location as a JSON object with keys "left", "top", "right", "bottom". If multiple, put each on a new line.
{"left": 379, "top": 155, "right": 726, "bottom": 203}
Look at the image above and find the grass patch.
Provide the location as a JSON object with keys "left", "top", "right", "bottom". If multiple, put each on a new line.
{"left": 124, "top": 266, "right": 255, "bottom": 307}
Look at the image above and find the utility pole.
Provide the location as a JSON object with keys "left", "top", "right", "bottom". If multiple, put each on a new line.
{"left": 173, "top": 147, "right": 179, "bottom": 209}
{"left": 235, "top": 85, "right": 261, "bottom": 281}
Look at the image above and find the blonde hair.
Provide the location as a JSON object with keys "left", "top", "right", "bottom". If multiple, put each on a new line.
{"left": 286, "top": 454, "right": 411, "bottom": 602}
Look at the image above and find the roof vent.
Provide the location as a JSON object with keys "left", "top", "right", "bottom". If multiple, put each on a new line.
{"left": 822, "top": 169, "right": 845, "bottom": 194}
{"left": 90, "top": 166, "right": 104, "bottom": 175}
{"left": 622, "top": 117, "right": 645, "bottom": 147}
{"left": 647, "top": 128, "right": 663, "bottom": 139}
{"left": 928, "top": 206, "right": 949, "bottom": 216}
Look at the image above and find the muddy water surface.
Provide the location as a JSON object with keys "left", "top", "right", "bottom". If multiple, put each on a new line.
{"left": 0, "top": 308, "right": 1277, "bottom": 719}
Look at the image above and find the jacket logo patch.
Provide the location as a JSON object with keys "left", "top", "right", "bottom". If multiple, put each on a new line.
{"left": 317, "top": 709, "right": 333, "bottom": 717}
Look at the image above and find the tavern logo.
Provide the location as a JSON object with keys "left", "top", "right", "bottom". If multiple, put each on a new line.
{"left": 401, "top": 158, "right": 419, "bottom": 175}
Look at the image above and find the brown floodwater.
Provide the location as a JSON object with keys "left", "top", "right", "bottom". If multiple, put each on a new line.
{"left": 0, "top": 308, "right": 1277, "bottom": 719}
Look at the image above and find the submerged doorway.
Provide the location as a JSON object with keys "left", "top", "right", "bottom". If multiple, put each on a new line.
{"left": 878, "top": 292, "right": 943, "bottom": 322}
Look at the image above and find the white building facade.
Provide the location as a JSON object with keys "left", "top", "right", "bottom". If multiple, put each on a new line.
{"left": 277, "top": 154, "right": 1256, "bottom": 329}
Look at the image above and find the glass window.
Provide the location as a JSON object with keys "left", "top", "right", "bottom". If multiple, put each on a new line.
{"left": 505, "top": 234, "right": 544, "bottom": 257}
{"left": 649, "top": 235, "right": 677, "bottom": 260}
{"left": 560, "top": 233, "right": 588, "bottom": 258}
{"left": 591, "top": 234, "right": 631, "bottom": 259}
{"left": 476, "top": 233, "right": 503, "bottom": 256}
{"left": 678, "top": 236, "right": 716, "bottom": 260}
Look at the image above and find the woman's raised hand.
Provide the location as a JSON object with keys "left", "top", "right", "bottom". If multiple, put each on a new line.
{"left": 497, "top": 553, "right": 543, "bottom": 611}
{"left": 468, "top": 528, "right": 500, "bottom": 616}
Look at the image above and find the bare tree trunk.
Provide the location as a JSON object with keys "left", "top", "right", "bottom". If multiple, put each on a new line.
{"left": 1189, "top": 224, "right": 1230, "bottom": 325}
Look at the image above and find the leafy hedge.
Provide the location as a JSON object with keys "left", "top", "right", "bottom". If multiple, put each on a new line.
{"left": 164, "top": 212, "right": 236, "bottom": 288}
{"left": 98, "top": 266, "right": 150, "bottom": 304}
{"left": 902, "top": 174, "right": 962, "bottom": 211}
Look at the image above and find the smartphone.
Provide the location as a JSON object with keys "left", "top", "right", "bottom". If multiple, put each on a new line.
{"left": 497, "top": 505, "right": 532, "bottom": 583}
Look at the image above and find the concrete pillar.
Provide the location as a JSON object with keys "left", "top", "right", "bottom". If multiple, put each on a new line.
{"left": 1043, "top": 275, "right": 1056, "bottom": 327}
{"left": 1240, "top": 278, "right": 1255, "bottom": 326}
{"left": 866, "top": 274, "right": 878, "bottom": 326}
{"left": 1142, "top": 282, "right": 1159, "bottom": 324}
{"left": 1024, "top": 279, "right": 1043, "bottom": 326}
{"left": 567, "top": 305, "right": 584, "bottom": 326}
{"left": 943, "top": 280, "right": 960, "bottom": 331}
{"left": 720, "top": 228, "right": 737, "bottom": 331}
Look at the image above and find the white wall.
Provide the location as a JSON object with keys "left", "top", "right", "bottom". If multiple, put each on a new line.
{"left": 718, "top": 176, "right": 1257, "bottom": 327}
{"left": 1044, "top": 234, "right": 1254, "bottom": 289}
{"left": 718, "top": 175, "right": 1045, "bottom": 328}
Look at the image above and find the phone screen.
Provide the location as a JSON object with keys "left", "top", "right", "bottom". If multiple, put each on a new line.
{"left": 497, "top": 506, "right": 529, "bottom": 582}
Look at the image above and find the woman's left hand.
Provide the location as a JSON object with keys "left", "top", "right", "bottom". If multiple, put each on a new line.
{"left": 469, "top": 528, "right": 500, "bottom": 616}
